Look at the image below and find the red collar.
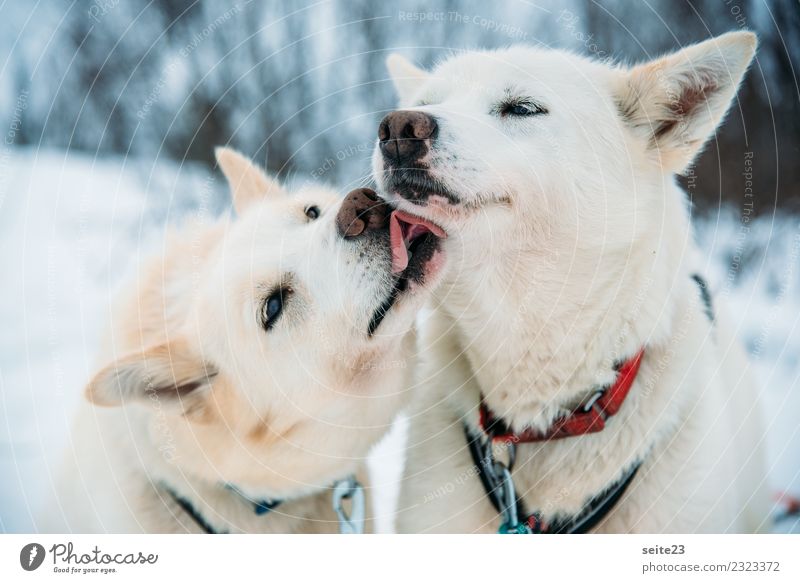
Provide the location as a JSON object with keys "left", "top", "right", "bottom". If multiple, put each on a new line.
{"left": 479, "top": 349, "right": 645, "bottom": 443}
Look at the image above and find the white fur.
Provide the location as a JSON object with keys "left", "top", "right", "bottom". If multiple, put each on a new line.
{"left": 43, "top": 149, "right": 433, "bottom": 533}
{"left": 374, "top": 32, "right": 771, "bottom": 533}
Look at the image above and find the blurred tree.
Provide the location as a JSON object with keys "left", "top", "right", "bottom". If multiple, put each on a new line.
{"left": 0, "top": 0, "right": 796, "bottom": 212}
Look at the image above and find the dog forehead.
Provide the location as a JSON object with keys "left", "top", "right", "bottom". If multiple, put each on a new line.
{"left": 433, "top": 47, "right": 612, "bottom": 99}
{"left": 292, "top": 184, "right": 341, "bottom": 209}
{"left": 228, "top": 200, "right": 299, "bottom": 245}
{"left": 216, "top": 189, "right": 341, "bottom": 280}
{"left": 209, "top": 206, "right": 299, "bottom": 281}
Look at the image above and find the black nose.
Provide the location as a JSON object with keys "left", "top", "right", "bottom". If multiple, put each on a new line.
{"left": 336, "top": 188, "right": 390, "bottom": 238}
{"left": 378, "top": 110, "right": 437, "bottom": 166}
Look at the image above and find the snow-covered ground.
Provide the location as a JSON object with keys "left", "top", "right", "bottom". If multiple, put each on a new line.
{"left": 0, "top": 148, "right": 798, "bottom": 533}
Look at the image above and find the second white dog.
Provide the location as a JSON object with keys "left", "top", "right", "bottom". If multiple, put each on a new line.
{"left": 44, "top": 149, "right": 446, "bottom": 533}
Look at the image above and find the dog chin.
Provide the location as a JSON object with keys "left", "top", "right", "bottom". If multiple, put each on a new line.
{"left": 368, "top": 258, "right": 443, "bottom": 332}
{"left": 366, "top": 221, "right": 446, "bottom": 337}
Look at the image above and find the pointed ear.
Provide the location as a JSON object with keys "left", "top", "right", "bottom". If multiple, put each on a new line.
{"left": 386, "top": 53, "right": 430, "bottom": 104}
{"left": 215, "top": 147, "right": 287, "bottom": 214}
{"left": 85, "top": 338, "right": 216, "bottom": 412}
{"left": 616, "top": 31, "right": 757, "bottom": 173}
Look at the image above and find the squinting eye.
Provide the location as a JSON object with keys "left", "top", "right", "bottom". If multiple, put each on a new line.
{"left": 500, "top": 102, "right": 548, "bottom": 117}
{"left": 305, "top": 205, "right": 320, "bottom": 220}
{"left": 261, "top": 287, "right": 290, "bottom": 331}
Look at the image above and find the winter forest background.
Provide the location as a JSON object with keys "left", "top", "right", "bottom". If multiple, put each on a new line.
{"left": 3, "top": 0, "right": 799, "bottom": 210}
{"left": 1, "top": 0, "right": 799, "bottom": 532}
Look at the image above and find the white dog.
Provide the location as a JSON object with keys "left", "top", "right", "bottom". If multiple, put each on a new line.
{"left": 373, "top": 32, "right": 770, "bottom": 533}
{"left": 43, "top": 148, "right": 446, "bottom": 533}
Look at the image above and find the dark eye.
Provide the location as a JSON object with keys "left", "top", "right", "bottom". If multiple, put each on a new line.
{"left": 499, "top": 101, "right": 547, "bottom": 117}
{"left": 305, "top": 205, "right": 320, "bottom": 220}
{"left": 261, "top": 288, "right": 290, "bottom": 331}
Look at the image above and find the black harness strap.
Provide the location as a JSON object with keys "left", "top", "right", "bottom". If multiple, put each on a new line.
{"left": 465, "top": 425, "right": 641, "bottom": 534}
{"left": 690, "top": 273, "right": 715, "bottom": 323}
{"left": 464, "top": 423, "right": 521, "bottom": 516}
{"left": 164, "top": 484, "right": 281, "bottom": 534}
{"left": 465, "top": 426, "right": 518, "bottom": 517}
{"left": 544, "top": 462, "right": 640, "bottom": 534}
{"left": 165, "top": 487, "right": 223, "bottom": 534}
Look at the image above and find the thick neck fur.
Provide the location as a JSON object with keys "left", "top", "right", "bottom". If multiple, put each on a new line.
{"left": 77, "top": 394, "right": 353, "bottom": 534}
{"left": 144, "top": 433, "right": 344, "bottom": 533}
{"left": 434, "top": 177, "right": 692, "bottom": 433}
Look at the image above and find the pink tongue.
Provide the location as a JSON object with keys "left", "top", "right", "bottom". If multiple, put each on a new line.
{"left": 389, "top": 210, "right": 446, "bottom": 274}
{"left": 389, "top": 213, "right": 409, "bottom": 274}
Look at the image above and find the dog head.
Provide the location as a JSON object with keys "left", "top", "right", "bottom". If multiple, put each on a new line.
{"left": 373, "top": 32, "right": 757, "bottom": 244}
{"left": 83, "top": 149, "right": 445, "bottom": 500}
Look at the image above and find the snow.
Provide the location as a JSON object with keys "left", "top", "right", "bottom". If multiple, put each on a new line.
{"left": 695, "top": 211, "right": 800, "bottom": 500}
{"left": 0, "top": 148, "right": 798, "bottom": 533}
{"left": 0, "top": 148, "right": 224, "bottom": 533}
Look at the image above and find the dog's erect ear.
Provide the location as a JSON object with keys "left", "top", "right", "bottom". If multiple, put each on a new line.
{"left": 85, "top": 338, "right": 216, "bottom": 413}
{"left": 215, "top": 147, "right": 286, "bottom": 214}
{"left": 617, "top": 31, "right": 757, "bottom": 174}
{"left": 386, "top": 53, "right": 429, "bottom": 104}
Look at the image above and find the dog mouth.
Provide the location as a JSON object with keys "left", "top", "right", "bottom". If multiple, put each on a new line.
{"left": 366, "top": 210, "right": 447, "bottom": 336}
{"left": 382, "top": 166, "right": 461, "bottom": 206}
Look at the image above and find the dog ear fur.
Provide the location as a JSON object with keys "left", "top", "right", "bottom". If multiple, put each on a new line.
{"left": 85, "top": 338, "right": 216, "bottom": 413}
{"left": 215, "top": 147, "right": 286, "bottom": 214}
{"left": 386, "top": 53, "right": 430, "bottom": 105}
{"left": 616, "top": 31, "right": 757, "bottom": 174}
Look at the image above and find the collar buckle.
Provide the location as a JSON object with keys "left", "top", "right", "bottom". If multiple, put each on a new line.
{"left": 474, "top": 436, "right": 528, "bottom": 533}
{"left": 495, "top": 461, "right": 530, "bottom": 534}
{"left": 332, "top": 476, "right": 365, "bottom": 534}
{"left": 582, "top": 389, "right": 606, "bottom": 413}
{"left": 480, "top": 348, "right": 645, "bottom": 443}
